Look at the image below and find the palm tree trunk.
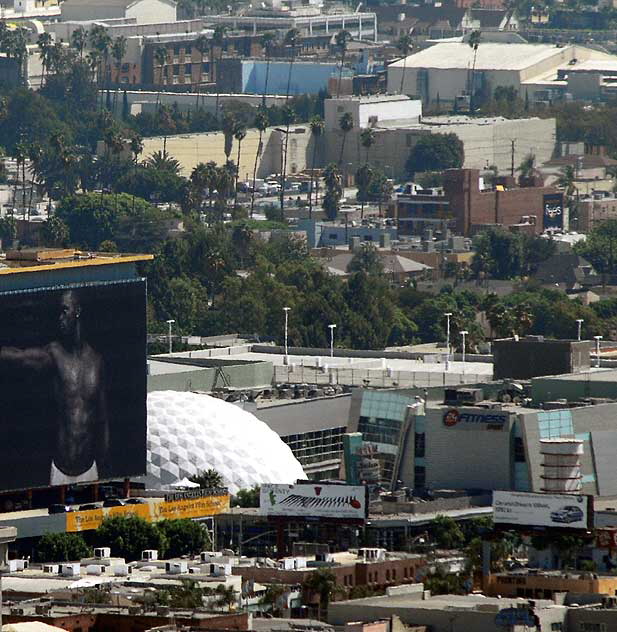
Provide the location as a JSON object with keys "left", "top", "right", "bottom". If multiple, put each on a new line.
{"left": 250, "top": 130, "right": 262, "bottom": 218}
{"left": 337, "top": 51, "right": 345, "bottom": 98}
{"left": 215, "top": 50, "right": 223, "bottom": 120}
{"left": 262, "top": 54, "right": 270, "bottom": 107}
{"left": 234, "top": 140, "right": 242, "bottom": 207}
{"left": 309, "top": 137, "right": 318, "bottom": 219}
{"left": 21, "top": 158, "right": 27, "bottom": 219}
{"left": 339, "top": 133, "right": 347, "bottom": 165}
{"left": 399, "top": 55, "right": 407, "bottom": 94}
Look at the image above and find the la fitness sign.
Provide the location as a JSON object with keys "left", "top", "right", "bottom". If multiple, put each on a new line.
{"left": 443, "top": 408, "right": 509, "bottom": 428}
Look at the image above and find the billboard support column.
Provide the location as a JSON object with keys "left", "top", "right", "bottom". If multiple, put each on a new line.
{"left": 276, "top": 518, "right": 287, "bottom": 559}
{"left": 123, "top": 478, "right": 130, "bottom": 498}
{"left": 59, "top": 485, "right": 66, "bottom": 504}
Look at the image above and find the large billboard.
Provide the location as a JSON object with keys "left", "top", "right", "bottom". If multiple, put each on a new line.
{"left": 260, "top": 483, "right": 367, "bottom": 520}
{"left": 493, "top": 491, "right": 592, "bottom": 530}
{"left": 543, "top": 193, "right": 564, "bottom": 230}
{"left": 0, "top": 280, "right": 147, "bottom": 491}
{"left": 442, "top": 407, "right": 510, "bottom": 430}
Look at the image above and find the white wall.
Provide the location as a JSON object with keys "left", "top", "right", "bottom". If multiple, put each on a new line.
{"left": 324, "top": 97, "right": 422, "bottom": 130}
{"left": 126, "top": 0, "right": 176, "bottom": 24}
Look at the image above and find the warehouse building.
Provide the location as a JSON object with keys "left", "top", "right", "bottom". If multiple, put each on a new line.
{"left": 387, "top": 41, "right": 614, "bottom": 107}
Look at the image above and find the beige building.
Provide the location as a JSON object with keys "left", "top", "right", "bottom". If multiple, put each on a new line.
{"left": 140, "top": 125, "right": 313, "bottom": 180}
{"left": 60, "top": 0, "right": 177, "bottom": 24}
{"left": 576, "top": 192, "right": 617, "bottom": 232}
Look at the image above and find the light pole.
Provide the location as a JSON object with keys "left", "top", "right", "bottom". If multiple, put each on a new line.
{"left": 444, "top": 312, "right": 452, "bottom": 370}
{"left": 460, "top": 330, "right": 468, "bottom": 372}
{"left": 328, "top": 323, "right": 337, "bottom": 358}
{"left": 576, "top": 319, "right": 584, "bottom": 341}
{"left": 283, "top": 306, "right": 291, "bottom": 364}
{"left": 594, "top": 335, "right": 603, "bottom": 369}
{"left": 166, "top": 319, "right": 175, "bottom": 355}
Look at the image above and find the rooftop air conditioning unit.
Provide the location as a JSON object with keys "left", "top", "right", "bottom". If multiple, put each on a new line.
{"left": 43, "top": 564, "right": 59, "bottom": 574}
{"left": 142, "top": 549, "right": 158, "bottom": 561}
{"left": 61, "top": 563, "right": 81, "bottom": 577}
{"left": 94, "top": 547, "right": 111, "bottom": 559}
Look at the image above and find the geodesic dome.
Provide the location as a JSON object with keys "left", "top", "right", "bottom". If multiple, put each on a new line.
{"left": 145, "top": 391, "right": 306, "bottom": 494}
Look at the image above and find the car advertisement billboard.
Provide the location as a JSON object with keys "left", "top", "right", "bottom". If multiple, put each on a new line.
{"left": 543, "top": 193, "right": 564, "bottom": 230}
{"left": 0, "top": 280, "right": 147, "bottom": 492}
{"left": 260, "top": 483, "right": 368, "bottom": 520}
{"left": 493, "top": 490, "right": 591, "bottom": 530}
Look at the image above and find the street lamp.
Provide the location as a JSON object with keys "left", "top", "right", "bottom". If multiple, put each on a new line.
{"left": 444, "top": 312, "right": 452, "bottom": 370}
{"left": 460, "top": 330, "right": 468, "bottom": 372}
{"left": 283, "top": 306, "right": 291, "bottom": 364}
{"left": 166, "top": 319, "right": 175, "bottom": 355}
{"left": 328, "top": 323, "right": 337, "bottom": 358}
{"left": 576, "top": 319, "right": 584, "bottom": 341}
{"left": 594, "top": 335, "right": 603, "bottom": 369}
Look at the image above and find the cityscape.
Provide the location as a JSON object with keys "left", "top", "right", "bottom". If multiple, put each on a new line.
{"left": 6, "top": 0, "right": 617, "bottom": 631}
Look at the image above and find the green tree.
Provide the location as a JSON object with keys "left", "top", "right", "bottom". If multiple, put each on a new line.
{"left": 259, "top": 584, "right": 287, "bottom": 616}
{"left": 157, "top": 519, "right": 210, "bottom": 558}
{"left": 260, "top": 32, "right": 276, "bottom": 107}
{"left": 212, "top": 25, "right": 228, "bottom": 120}
{"left": 189, "top": 468, "right": 225, "bottom": 489}
{"left": 40, "top": 216, "right": 70, "bottom": 247}
{"left": 34, "top": 532, "right": 91, "bottom": 562}
{"left": 335, "top": 30, "right": 352, "bottom": 98}
{"left": 251, "top": 109, "right": 269, "bottom": 217}
{"left": 167, "top": 579, "right": 205, "bottom": 609}
{"left": 575, "top": 219, "right": 617, "bottom": 277}
{"left": 302, "top": 569, "right": 339, "bottom": 620}
{"left": 322, "top": 163, "right": 342, "bottom": 220}
{"left": 430, "top": 515, "right": 465, "bottom": 549}
{"left": 396, "top": 34, "right": 412, "bottom": 95}
{"left": 406, "top": 133, "right": 464, "bottom": 176}
{"left": 348, "top": 242, "right": 383, "bottom": 276}
{"left": 215, "top": 584, "right": 237, "bottom": 611}
{"left": 308, "top": 115, "right": 325, "bottom": 219}
{"left": 232, "top": 486, "right": 260, "bottom": 508}
{"left": 194, "top": 34, "right": 209, "bottom": 111}
{"left": 338, "top": 111, "right": 354, "bottom": 165}
{"left": 94, "top": 515, "right": 168, "bottom": 562}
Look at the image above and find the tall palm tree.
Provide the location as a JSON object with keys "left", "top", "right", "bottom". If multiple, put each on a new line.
{"left": 111, "top": 36, "right": 127, "bottom": 113}
{"left": 154, "top": 45, "right": 168, "bottom": 110}
{"left": 189, "top": 468, "right": 224, "bottom": 488}
{"left": 37, "top": 32, "right": 53, "bottom": 87}
{"left": 302, "top": 569, "right": 339, "bottom": 620}
{"left": 279, "top": 104, "right": 295, "bottom": 215}
{"left": 89, "top": 25, "right": 112, "bottom": 108}
{"left": 260, "top": 31, "right": 276, "bottom": 107}
{"left": 71, "top": 26, "right": 87, "bottom": 59}
{"left": 233, "top": 124, "right": 247, "bottom": 206}
{"left": 308, "top": 115, "right": 324, "bottom": 219}
{"left": 468, "top": 30, "right": 481, "bottom": 113}
{"left": 338, "top": 111, "right": 354, "bottom": 165}
{"left": 396, "top": 34, "right": 412, "bottom": 95}
{"left": 221, "top": 110, "right": 237, "bottom": 162}
{"left": 215, "top": 584, "right": 237, "bottom": 612}
{"left": 251, "top": 109, "right": 269, "bottom": 217}
{"left": 359, "top": 127, "right": 375, "bottom": 218}
{"left": 212, "top": 25, "right": 228, "bottom": 120}
{"left": 335, "top": 29, "right": 352, "bottom": 98}
{"left": 26, "top": 143, "right": 41, "bottom": 221}
{"left": 283, "top": 27, "right": 300, "bottom": 102}
{"left": 194, "top": 34, "right": 209, "bottom": 111}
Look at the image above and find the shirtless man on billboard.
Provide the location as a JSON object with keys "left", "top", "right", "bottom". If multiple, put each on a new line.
{"left": 0, "top": 290, "right": 109, "bottom": 486}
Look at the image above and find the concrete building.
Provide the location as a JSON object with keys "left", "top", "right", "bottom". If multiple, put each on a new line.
{"left": 328, "top": 591, "right": 566, "bottom": 632}
{"left": 59, "top": 0, "right": 177, "bottom": 24}
{"left": 388, "top": 42, "right": 614, "bottom": 107}
{"left": 323, "top": 96, "right": 556, "bottom": 179}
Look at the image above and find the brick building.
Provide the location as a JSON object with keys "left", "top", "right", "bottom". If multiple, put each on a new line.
{"left": 443, "top": 169, "right": 562, "bottom": 236}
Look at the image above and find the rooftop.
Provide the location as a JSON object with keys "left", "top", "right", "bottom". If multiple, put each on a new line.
{"left": 389, "top": 42, "right": 571, "bottom": 71}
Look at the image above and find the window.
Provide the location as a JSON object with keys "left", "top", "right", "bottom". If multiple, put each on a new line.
{"left": 337, "top": 106, "right": 344, "bottom": 112}
{"left": 185, "top": 63, "right": 192, "bottom": 74}
{"left": 392, "top": 569, "right": 396, "bottom": 580}
{"left": 414, "top": 432, "right": 425, "bottom": 458}
{"left": 580, "top": 625, "right": 606, "bottom": 632}
{"left": 185, "top": 45, "right": 192, "bottom": 55}
{"left": 173, "top": 64, "right": 180, "bottom": 76}
{"left": 329, "top": 233, "right": 339, "bottom": 240}
{"left": 550, "top": 623, "right": 563, "bottom": 631}
{"left": 386, "top": 569, "right": 390, "bottom": 580}
{"left": 414, "top": 466, "right": 426, "bottom": 488}
{"left": 173, "top": 45, "right": 180, "bottom": 55}
{"left": 514, "top": 437, "right": 526, "bottom": 462}
{"left": 403, "top": 567, "right": 408, "bottom": 578}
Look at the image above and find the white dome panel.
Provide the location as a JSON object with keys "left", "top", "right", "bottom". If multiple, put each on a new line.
{"left": 145, "top": 391, "right": 306, "bottom": 494}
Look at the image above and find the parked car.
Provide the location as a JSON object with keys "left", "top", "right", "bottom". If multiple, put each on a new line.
{"left": 49, "top": 504, "right": 71, "bottom": 514}
{"left": 124, "top": 498, "right": 147, "bottom": 505}
{"left": 103, "top": 498, "right": 124, "bottom": 508}
{"left": 79, "top": 503, "right": 100, "bottom": 511}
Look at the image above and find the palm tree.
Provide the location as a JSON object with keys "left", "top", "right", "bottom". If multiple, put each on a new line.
{"left": 279, "top": 104, "right": 295, "bottom": 215}
{"left": 518, "top": 153, "right": 535, "bottom": 180}
{"left": 86, "top": 50, "right": 101, "bottom": 85}
{"left": 26, "top": 143, "right": 42, "bottom": 221}
{"left": 359, "top": 127, "right": 375, "bottom": 218}
{"left": 302, "top": 569, "right": 339, "bottom": 620}
{"left": 145, "top": 149, "right": 181, "bottom": 175}
{"left": 221, "top": 110, "right": 237, "bottom": 162}
{"left": 189, "top": 468, "right": 224, "bottom": 488}
{"left": 322, "top": 163, "right": 342, "bottom": 221}
{"left": 557, "top": 164, "right": 577, "bottom": 227}
{"left": 154, "top": 45, "right": 168, "bottom": 110}
{"left": 338, "top": 111, "right": 354, "bottom": 165}
{"left": 37, "top": 32, "right": 53, "bottom": 87}
{"left": 396, "top": 34, "right": 412, "bottom": 95}
{"left": 212, "top": 25, "right": 228, "bottom": 120}
{"left": 71, "top": 26, "right": 87, "bottom": 59}
{"left": 260, "top": 31, "right": 276, "bottom": 107}
{"left": 283, "top": 27, "right": 300, "bottom": 102}
{"left": 468, "top": 30, "right": 481, "bottom": 113}
{"left": 259, "top": 584, "right": 287, "bottom": 617}
{"left": 251, "top": 109, "right": 269, "bottom": 217}
{"left": 335, "top": 30, "right": 352, "bottom": 98}
{"left": 233, "top": 124, "right": 247, "bottom": 206}
{"left": 308, "top": 115, "right": 324, "bottom": 219}
{"left": 111, "top": 36, "right": 127, "bottom": 113}
{"left": 89, "top": 25, "right": 112, "bottom": 108}
{"left": 215, "top": 584, "right": 237, "bottom": 612}
{"left": 194, "top": 34, "right": 209, "bottom": 111}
